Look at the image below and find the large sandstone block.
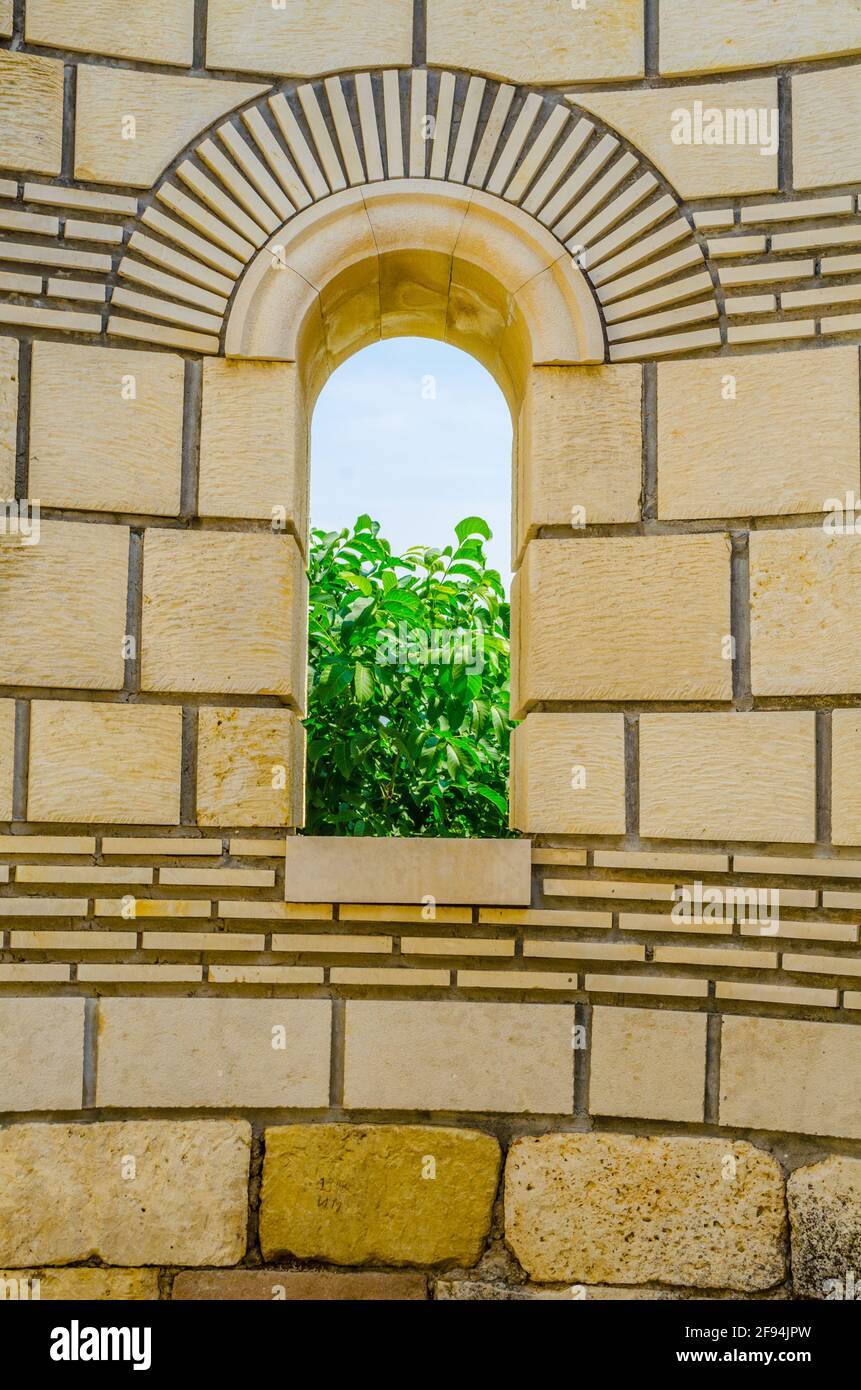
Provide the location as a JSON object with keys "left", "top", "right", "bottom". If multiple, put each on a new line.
{"left": 197, "top": 707, "right": 305, "bottom": 827}
{"left": 512, "top": 536, "right": 731, "bottom": 714}
{"left": 260, "top": 1125, "right": 501, "bottom": 1267}
{"left": 0, "top": 50, "right": 64, "bottom": 175}
{"left": 0, "top": 698, "right": 13, "bottom": 822}
{"left": 0, "top": 1268, "right": 159, "bottom": 1300}
{"left": 96, "top": 999, "right": 331, "bottom": 1108}
{"left": 26, "top": 0, "right": 195, "bottom": 64}
{"left": 28, "top": 701, "right": 182, "bottom": 825}
{"left": 660, "top": 0, "right": 861, "bottom": 75}
{"left": 788, "top": 1156, "right": 861, "bottom": 1300}
{"left": 344, "top": 1001, "right": 574, "bottom": 1113}
{"left": 285, "top": 835, "right": 530, "bottom": 905}
{"left": 173, "top": 1270, "right": 426, "bottom": 1299}
{"left": 504, "top": 1134, "right": 786, "bottom": 1290}
{"left": 427, "top": 0, "right": 644, "bottom": 83}
{"left": 516, "top": 365, "right": 641, "bottom": 558}
{"left": 198, "top": 361, "right": 307, "bottom": 530}
{"left": 750, "top": 530, "right": 861, "bottom": 696}
{"left": 832, "top": 710, "right": 861, "bottom": 846}
{"left": 0, "top": 999, "right": 85, "bottom": 1111}
{"left": 510, "top": 713, "right": 626, "bottom": 835}
{"left": 0, "top": 1120, "right": 251, "bottom": 1266}
{"left": 720, "top": 1016, "right": 861, "bottom": 1139}
{"left": 0, "top": 336, "right": 17, "bottom": 500}
{"left": 30, "top": 344, "right": 184, "bottom": 517}
{"left": 639, "top": 712, "right": 816, "bottom": 843}
{"left": 0, "top": 521, "right": 128, "bottom": 690}
{"left": 589, "top": 1006, "right": 706, "bottom": 1124}
{"left": 657, "top": 349, "right": 859, "bottom": 520}
{"left": 206, "top": 0, "right": 412, "bottom": 75}
{"left": 793, "top": 66, "right": 861, "bottom": 188}
{"left": 141, "top": 530, "right": 307, "bottom": 701}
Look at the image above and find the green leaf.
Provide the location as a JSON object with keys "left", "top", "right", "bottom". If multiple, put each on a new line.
{"left": 455, "top": 515, "right": 492, "bottom": 544}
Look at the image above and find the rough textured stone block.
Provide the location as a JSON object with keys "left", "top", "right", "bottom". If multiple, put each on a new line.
{"left": 589, "top": 1006, "right": 706, "bottom": 1124}
{"left": 513, "top": 536, "right": 731, "bottom": 714}
{"left": 0, "top": 51, "right": 64, "bottom": 175}
{"left": 793, "top": 66, "right": 861, "bottom": 188}
{"left": 344, "top": 1001, "right": 574, "bottom": 1113}
{"left": 0, "top": 999, "right": 84, "bottom": 1111}
{"left": 574, "top": 81, "right": 779, "bottom": 198}
{"left": 74, "top": 67, "right": 267, "bottom": 187}
{"left": 435, "top": 1280, "right": 684, "bottom": 1300}
{"left": 639, "top": 713, "right": 816, "bottom": 843}
{"left": 206, "top": 0, "right": 412, "bottom": 76}
{"left": 751, "top": 530, "right": 861, "bottom": 696}
{"left": 260, "top": 1125, "right": 500, "bottom": 1267}
{"left": 505, "top": 1134, "right": 785, "bottom": 1291}
{"left": 196, "top": 707, "right": 304, "bottom": 828}
{"left": 28, "top": 701, "right": 181, "bottom": 825}
{"left": 27, "top": 0, "right": 195, "bottom": 65}
{"left": 0, "top": 336, "right": 17, "bottom": 501}
{"left": 199, "top": 360, "right": 307, "bottom": 528}
{"left": 510, "top": 713, "right": 626, "bottom": 835}
{"left": 0, "top": 1121, "right": 250, "bottom": 1266}
{"left": 286, "top": 836, "right": 530, "bottom": 905}
{"left": 788, "top": 1156, "right": 861, "bottom": 1300}
{"left": 660, "top": 0, "right": 861, "bottom": 75}
{"left": 832, "top": 710, "right": 861, "bottom": 846}
{"left": 0, "top": 2, "right": 11, "bottom": 37}
{"left": 172, "top": 1270, "right": 427, "bottom": 1299}
{"left": 30, "top": 343, "right": 184, "bottom": 517}
{"left": 657, "top": 349, "right": 859, "bottom": 520}
{"left": 0, "top": 521, "right": 128, "bottom": 690}
{"left": 141, "top": 531, "right": 306, "bottom": 701}
{"left": 96, "top": 999, "right": 331, "bottom": 1108}
{"left": 720, "top": 1017, "right": 861, "bottom": 1139}
{"left": 0, "top": 1268, "right": 159, "bottom": 1300}
{"left": 0, "top": 698, "right": 13, "bottom": 823}
{"left": 517, "top": 365, "right": 641, "bottom": 556}
{"left": 427, "top": 0, "right": 644, "bottom": 83}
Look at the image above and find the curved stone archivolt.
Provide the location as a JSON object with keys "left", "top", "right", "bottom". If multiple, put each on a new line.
{"left": 102, "top": 67, "right": 719, "bottom": 364}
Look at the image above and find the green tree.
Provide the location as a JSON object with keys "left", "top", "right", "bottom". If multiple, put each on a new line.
{"left": 303, "top": 514, "right": 516, "bottom": 837}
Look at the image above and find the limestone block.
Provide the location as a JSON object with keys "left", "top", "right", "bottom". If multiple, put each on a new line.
{"left": 832, "top": 710, "right": 861, "bottom": 846}
{"left": 504, "top": 1133, "right": 786, "bottom": 1290}
{"left": 512, "top": 535, "right": 731, "bottom": 714}
{"left": 28, "top": 701, "right": 182, "bottom": 825}
{"left": 0, "top": 1268, "right": 159, "bottom": 1300}
{"left": 196, "top": 707, "right": 305, "bottom": 828}
{"left": 793, "top": 66, "right": 861, "bottom": 189}
{"left": 198, "top": 360, "right": 307, "bottom": 530}
{"left": 344, "top": 1001, "right": 574, "bottom": 1113}
{"left": 26, "top": 0, "right": 195, "bottom": 65}
{"left": 206, "top": 0, "right": 413, "bottom": 76}
{"left": 0, "top": 336, "right": 17, "bottom": 500}
{"left": 74, "top": 67, "right": 268, "bottom": 187}
{"left": 0, "top": 520, "right": 128, "bottom": 690}
{"left": 427, "top": 0, "right": 644, "bottom": 84}
{"left": 0, "top": 51, "right": 64, "bottom": 176}
{"left": 173, "top": 1270, "right": 426, "bottom": 1299}
{"left": 573, "top": 81, "right": 779, "bottom": 198}
{"left": 510, "top": 713, "right": 626, "bottom": 835}
{"left": 516, "top": 365, "right": 641, "bottom": 556}
{"left": 639, "top": 712, "right": 816, "bottom": 843}
{"left": 141, "top": 530, "right": 306, "bottom": 702}
{"left": 0, "top": 2, "right": 11, "bottom": 37}
{"left": 660, "top": 0, "right": 861, "bottom": 75}
{"left": 720, "top": 1016, "right": 861, "bottom": 1139}
{"left": 751, "top": 529, "right": 861, "bottom": 696}
{"left": 260, "top": 1124, "right": 500, "bottom": 1267}
{"left": 29, "top": 343, "right": 184, "bottom": 516}
{"left": 589, "top": 1006, "right": 706, "bottom": 1123}
{"left": 0, "top": 998, "right": 85, "bottom": 1111}
{"left": 0, "top": 1121, "right": 250, "bottom": 1266}
{"left": 787, "top": 1156, "right": 861, "bottom": 1300}
{"left": 0, "top": 698, "right": 13, "bottom": 822}
{"left": 96, "top": 999, "right": 331, "bottom": 1108}
{"left": 285, "top": 836, "right": 530, "bottom": 905}
{"left": 657, "top": 348, "right": 859, "bottom": 519}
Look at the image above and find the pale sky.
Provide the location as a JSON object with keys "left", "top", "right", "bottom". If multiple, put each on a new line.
{"left": 309, "top": 338, "right": 514, "bottom": 581}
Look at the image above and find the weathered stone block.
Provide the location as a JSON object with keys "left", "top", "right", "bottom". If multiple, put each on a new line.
{"left": 832, "top": 710, "right": 861, "bottom": 846}
{"left": 510, "top": 713, "right": 626, "bottom": 835}
{"left": 0, "top": 999, "right": 85, "bottom": 1112}
{"left": 0, "top": 698, "right": 13, "bottom": 823}
{"left": 0, "top": 336, "right": 17, "bottom": 501}
{"left": 589, "top": 1006, "right": 706, "bottom": 1124}
{"left": 720, "top": 1016, "right": 861, "bottom": 1139}
{"left": 260, "top": 1124, "right": 501, "bottom": 1267}
{"left": 285, "top": 835, "right": 530, "bottom": 904}
{"left": 504, "top": 1133, "right": 786, "bottom": 1290}
{"left": 26, "top": 0, "right": 195, "bottom": 65}
{"left": 0, "top": 51, "right": 64, "bottom": 175}
{"left": 206, "top": 0, "right": 413, "bottom": 76}
{"left": 787, "top": 1156, "right": 861, "bottom": 1300}
{"left": 172, "top": 1269, "right": 427, "bottom": 1299}
{"left": 0, "top": 1121, "right": 251, "bottom": 1266}
{"left": 196, "top": 707, "right": 305, "bottom": 828}
{"left": 0, "top": 1268, "right": 159, "bottom": 1300}
{"left": 793, "top": 66, "right": 861, "bottom": 189}
{"left": 660, "top": 0, "right": 861, "bottom": 75}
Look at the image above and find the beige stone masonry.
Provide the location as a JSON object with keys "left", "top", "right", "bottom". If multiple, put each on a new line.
{"left": 26, "top": 0, "right": 196, "bottom": 65}
{"left": 96, "top": 999, "right": 331, "bottom": 1108}
{"left": 0, "top": 698, "right": 13, "bottom": 823}
{"left": 207, "top": 0, "right": 413, "bottom": 76}
{"left": 787, "top": 1156, "right": 861, "bottom": 1300}
{"left": 0, "top": 336, "right": 16, "bottom": 501}
{"left": 30, "top": 344, "right": 184, "bottom": 517}
{"left": 0, "top": 521, "right": 128, "bottom": 690}
{"left": 505, "top": 1134, "right": 785, "bottom": 1291}
{"left": 589, "top": 1006, "right": 707, "bottom": 1124}
{"left": 28, "top": 702, "right": 182, "bottom": 825}
{"left": 0, "top": 1268, "right": 159, "bottom": 1300}
{"left": 793, "top": 66, "right": 861, "bottom": 189}
{"left": 173, "top": 1269, "right": 427, "bottom": 1300}
{"left": 260, "top": 1125, "right": 500, "bottom": 1267}
{"left": 74, "top": 67, "right": 269, "bottom": 188}
{"left": 721, "top": 1017, "right": 861, "bottom": 1139}
{"left": 0, "top": 2, "right": 10, "bottom": 37}
{"left": 510, "top": 713, "right": 626, "bottom": 835}
{"left": 657, "top": 349, "right": 859, "bottom": 520}
{"left": 0, "top": 999, "right": 85, "bottom": 1111}
{"left": 0, "top": 1121, "right": 250, "bottom": 1266}
{"left": 0, "top": 51, "right": 64, "bottom": 176}
{"left": 344, "top": 1001, "right": 574, "bottom": 1113}
{"left": 832, "top": 710, "right": 861, "bottom": 846}
{"left": 286, "top": 836, "right": 530, "bottom": 905}
{"left": 639, "top": 713, "right": 816, "bottom": 843}
{"left": 141, "top": 530, "right": 307, "bottom": 701}
{"left": 660, "top": 0, "right": 861, "bottom": 75}
{"left": 513, "top": 536, "right": 731, "bottom": 714}
{"left": 197, "top": 707, "right": 305, "bottom": 828}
